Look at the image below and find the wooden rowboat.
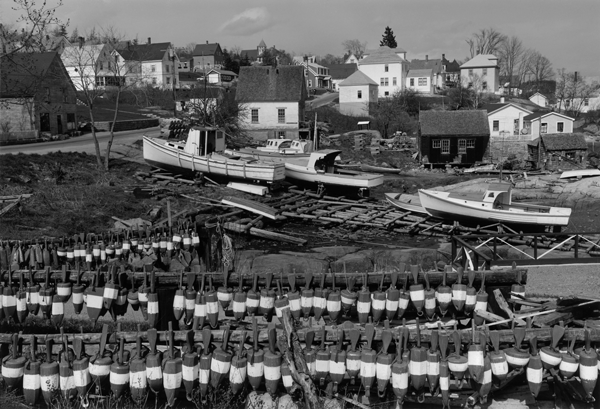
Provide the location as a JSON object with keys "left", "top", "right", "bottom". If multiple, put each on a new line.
{"left": 384, "top": 193, "right": 427, "bottom": 214}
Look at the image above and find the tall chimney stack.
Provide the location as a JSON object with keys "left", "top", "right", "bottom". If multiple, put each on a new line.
{"left": 147, "top": 37, "right": 151, "bottom": 45}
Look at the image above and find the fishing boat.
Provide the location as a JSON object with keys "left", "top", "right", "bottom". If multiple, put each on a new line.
{"left": 418, "top": 182, "right": 572, "bottom": 226}
{"left": 384, "top": 193, "right": 428, "bottom": 214}
{"left": 224, "top": 139, "right": 314, "bottom": 164}
{"left": 143, "top": 127, "right": 286, "bottom": 184}
{"left": 284, "top": 149, "right": 384, "bottom": 197}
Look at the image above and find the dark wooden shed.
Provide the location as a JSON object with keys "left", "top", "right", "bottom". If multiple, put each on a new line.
{"left": 527, "top": 133, "right": 588, "bottom": 171}
{"left": 419, "top": 110, "right": 490, "bottom": 166}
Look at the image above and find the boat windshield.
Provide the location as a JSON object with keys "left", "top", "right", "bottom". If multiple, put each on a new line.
{"left": 279, "top": 141, "right": 292, "bottom": 149}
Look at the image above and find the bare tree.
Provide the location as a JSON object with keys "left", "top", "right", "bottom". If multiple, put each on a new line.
{"left": 498, "top": 35, "right": 524, "bottom": 94}
{"left": 342, "top": 39, "right": 367, "bottom": 59}
{"left": 466, "top": 28, "right": 506, "bottom": 58}
{"left": 556, "top": 69, "right": 600, "bottom": 118}
{"left": 525, "top": 51, "right": 553, "bottom": 88}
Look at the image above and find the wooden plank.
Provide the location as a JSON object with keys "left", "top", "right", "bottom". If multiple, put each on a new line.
{"left": 221, "top": 196, "right": 279, "bottom": 220}
{"left": 223, "top": 222, "right": 307, "bottom": 245}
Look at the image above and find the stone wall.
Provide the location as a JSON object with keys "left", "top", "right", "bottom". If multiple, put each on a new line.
{"left": 486, "top": 139, "right": 531, "bottom": 162}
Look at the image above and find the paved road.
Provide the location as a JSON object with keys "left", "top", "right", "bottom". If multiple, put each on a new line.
{"left": 0, "top": 127, "right": 161, "bottom": 156}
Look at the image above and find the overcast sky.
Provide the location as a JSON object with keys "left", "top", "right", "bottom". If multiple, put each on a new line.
{"left": 5, "top": 0, "right": 600, "bottom": 78}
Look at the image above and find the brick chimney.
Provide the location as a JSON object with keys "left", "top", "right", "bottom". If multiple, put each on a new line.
{"left": 147, "top": 37, "right": 151, "bottom": 44}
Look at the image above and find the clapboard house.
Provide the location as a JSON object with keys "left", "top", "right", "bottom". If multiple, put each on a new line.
{"left": 419, "top": 110, "right": 490, "bottom": 166}
{"left": 528, "top": 134, "right": 588, "bottom": 171}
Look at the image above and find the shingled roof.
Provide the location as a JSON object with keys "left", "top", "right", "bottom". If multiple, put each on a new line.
{"left": 192, "top": 43, "right": 221, "bottom": 57}
{"left": 420, "top": 110, "right": 490, "bottom": 136}
{"left": 409, "top": 58, "right": 442, "bottom": 73}
{"left": 540, "top": 134, "right": 587, "bottom": 151}
{"left": 116, "top": 42, "right": 171, "bottom": 61}
{"left": 236, "top": 66, "right": 307, "bottom": 102}
{"left": 0, "top": 52, "right": 67, "bottom": 98}
{"left": 338, "top": 70, "right": 377, "bottom": 86}
{"left": 326, "top": 63, "right": 357, "bottom": 80}
{"left": 359, "top": 46, "right": 405, "bottom": 65}
{"left": 523, "top": 111, "right": 574, "bottom": 121}
{"left": 407, "top": 68, "right": 433, "bottom": 78}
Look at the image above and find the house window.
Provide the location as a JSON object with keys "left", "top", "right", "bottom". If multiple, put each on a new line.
{"left": 493, "top": 120, "right": 499, "bottom": 132}
{"left": 557, "top": 122, "right": 564, "bottom": 132}
{"left": 380, "top": 78, "right": 385, "bottom": 86}
{"left": 357, "top": 90, "right": 362, "bottom": 99}
{"left": 467, "top": 139, "right": 475, "bottom": 148}
{"left": 441, "top": 139, "right": 450, "bottom": 154}
{"left": 166, "top": 65, "right": 170, "bottom": 73}
{"left": 458, "top": 139, "right": 467, "bottom": 154}
{"left": 100, "top": 61, "right": 104, "bottom": 70}
{"left": 40, "top": 113, "right": 50, "bottom": 132}
{"left": 584, "top": 99, "right": 589, "bottom": 107}
{"left": 384, "top": 78, "right": 389, "bottom": 86}
{"left": 385, "top": 64, "right": 389, "bottom": 72}
{"left": 482, "top": 81, "right": 487, "bottom": 90}
{"left": 432, "top": 140, "right": 441, "bottom": 148}
{"left": 468, "top": 69, "right": 473, "bottom": 76}
{"left": 251, "top": 109, "right": 259, "bottom": 123}
{"left": 514, "top": 119, "right": 519, "bottom": 134}
{"left": 278, "top": 108, "right": 286, "bottom": 124}
{"left": 418, "top": 78, "right": 427, "bottom": 86}
{"left": 384, "top": 91, "right": 389, "bottom": 97}
{"left": 308, "top": 80, "right": 312, "bottom": 87}
{"left": 278, "top": 131, "right": 286, "bottom": 138}
{"left": 541, "top": 123, "right": 548, "bottom": 133}
{"left": 410, "top": 78, "right": 414, "bottom": 86}
{"left": 152, "top": 77, "right": 157, "bottom": 85}
{"left": 483, "top": 68, "right": 487, "bottom": 76}
{"left": 66, "top": 113, "right": 76, "bottom": 130}
{"left": 393, "top": 77, "right": 397, "bottom": 86}
{"left": 166, "top": 77, "right": 171, "bottom": 84}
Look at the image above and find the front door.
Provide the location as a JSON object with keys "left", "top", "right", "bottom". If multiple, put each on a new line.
{"left": 57, "top": 115, "right": 63, "bottom": 134}
{"left": 40, "top": 113, "right": 50, "bottom": 132}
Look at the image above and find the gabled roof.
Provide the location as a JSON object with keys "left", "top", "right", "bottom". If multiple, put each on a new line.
{"left": 523, "top": 111, "right": 574, "bottom": 121}
{"left": 192, "top": 43, "right": 221, "bottom": 57}
{"left": 529, "top": 92, "right": 549, "bottom": 100}
{"left": 407, "top": 68, "right": 433, "bottom": 78}
{"left": 460, "top": 54, "right": 499, "bottom": 69}
{"left": 236, "top": 66, "right": 307, "bottom": 102}
{"left": 409, "top": 58, "right": 442, "bottom": 73}
{"left": 540, "top": 134, "right": 587, "bottom": 151}
{"left": 338, "top": 70, "right": 378, "bottom": 86}
{"left": 359, "top": 46, "right": 405, "bottom": 65}
{"left": 240, "top": 49, "right": 259, "bottom": 59}
{"left": 364, "top": 46, "right": 406, "bottom": 56}
{"left": 441, "top": 56, "right": 460, "bottom": 73}
{"left": 258, "top": 39, "right": 267, "bottom": 48}
{"left": 61, "top": 44, "right": 111, "bottom": 67}
{"left": 420, "top": 110, "right": 490, "bottom": 136}
{"left": 0, "top": 52, "right": 68, "bottom": 98}
{"left": 116, "top": 42, "right": 171, "bottom": 62}
{"left": 326, "top": 63, "right": 357, "bottom": 80}
{"left": 206, "top": 68, "right": 238, "bottom": 77}
{"left": 483, "top": 102, "right": 533, "bottom": 115}
{"left": 42, "top": 35, "right": 71, "bottom": 52}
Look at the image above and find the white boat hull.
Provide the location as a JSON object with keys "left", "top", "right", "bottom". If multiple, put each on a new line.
{"left": 143, "top": 137, "right": 285, "bottom": 183}
{"left": 224, "top": 148, "right": 311, "bottom": 164}
{"left": 285, "top": 164, "right": 384, "bottom": 189}
{"left": 418, "top": 189, "right": 571, "bottom": 226}
{"left": 384, "top": 193, "right": 427, "bottom": 214}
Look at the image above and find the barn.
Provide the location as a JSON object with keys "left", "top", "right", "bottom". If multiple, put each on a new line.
{"left": 527, "top": 134, "right": 588, "bottom": 171}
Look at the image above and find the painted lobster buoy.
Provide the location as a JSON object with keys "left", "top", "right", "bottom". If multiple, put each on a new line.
{"left": 465, "top": 270, "right": 477, "bottom": 315}
{"left": 182, "top": 330, "right": 199, "bottom": 400}
{"left": 391, "top": 330, "right": 409, "bottom": 407}
{"left": 173, "top": 270, "right": 186, "bottom": 322}
{"left": 427, "top": 329, "right": 440, "bottom": 395}
{"left": 357, "top": 274, "right": 371, "bottom": 325}
{"left": 478, "top": 339, "right": 493, "bottom": 404}
{"left": 439, "top": 333, "right": 451, "bottom": 409}
{"left": 247, "top": 318, "right": 264, "bottom": 391}
{"left": 275, "top": 279, "right": 290, "bottom": 319}
{"left": 577, "top": 327, "right": 598, "bottom": 399}
{"left": 264, "top": 324, "right": 282, "bottom": 396}
{"left": 89, "top": 324, "right": 112, "bottom": 395}
{"left": 410, "top": 317, "right": 428, "bottom": 395}
{"left": 288, "top": 273, "right": 302, "bottom": 321}
{"left": 246, "top": 273, "right": 260, "bottom": 317}
{"left": 16, "top": 269, "right": 28, "bottom": 323}
{"left": 51, "top": 293, "right": 64, "bottom": 327}
{"left": 198, "top": 328, "right": 212, "bottom": 400}
{"left": 110, "top": 337, "right": 129, "bottom": 399}
{"left": 346, "top": 328, "right": 361, "bottom": 384}
{"left": 282, "top": 362, "right": 295, "bottom": 394}
{"left": 423, "top": 271, "right": 436, "bottom": 320}
{"left": 184, "top": 272, "right": 197, "bottom": 324}
{"left": 376, "top": 327, "right": 393, "bottom": 397}
{"left": 194, "top": 274, "right": 207, "bottom": 330}
{"left": 360, "top": 323, "right": 377, "bottom": 404}
{"left": 40, "top": 338, "right": 59, "bottom": 405}
{"left": 26, "top": 268, "right": 40, "bottom": 315}
{"left": 56, "top": 266, "right": 72, "bottom": 302}
{"left": 138, "top": 268, "right": 149, "bottom": 320}
{"left": 437, "top": 266, "right": 452, "bottom": 316}
{"left": 3, "top": 268, "right": 17, "bottom": 321}
{"left": 163, "top": 322, "right": 183, "bottom": 407}
{"left": 72, "top": 337, "right": 92, "bottom": 404}
{"left": 313, "top": 274, "right": 328, "bottom": 322}
{"left": 468, "top": 317, "right": 484, "bottom": 383}
{"left": 385, "top": 271, "right": 400, "bottom": 322}
{"left": 145, "top": 328, "right": 163, "bottom": 396}
{"left": 371, "top": 274, "right": 387, "bottom": 323}
{"left": 315, "top": 326, "right": 329, "bottom": 386}
{"left": 527, "top": 336, "right": 543, "bottom": 398}
{"left": 540, "top": 325, "right": 565, "bottom": 370}
{"left": 66, "top": 245, "right": 75, "bottom": 265}
{"left": 2, "top": 333, "right": 25, "bottom": 391}
{"left": 259, "top": 272, "right": 276, "bottom": 318}
{"left": 397, "top": 273, "right": 410, "bottom": 318}
{"left": 329, "top": 330, "right": 346, "bottom": 394}
{"left": 301, "top": 272, "right": 314, "bottom": 319}
{"left": 559, "top": 335, "right": 578, "bottom": 379}
{"left": 0, "top": 281, "right": 5, "bottom": 322}
{"left": 340, "top": 275, "right": 357, "bottom": 318}
{"left": 304, "top": 328, "right": 317, "bottom": 377}
{"left": 229, "top": 331, "right": 247, "bottom": 395}
{"left": 511, "top": 269, "right": 525, "bottom": 312}
{"left": 23, "top": 336, "right": 41, "bottom": 406}
{"left": 103, "top": 265, "right": 119, "bottom": 311}
{"left": 327, "top": 271, "right": 342, "bottom": 323}
{"left": 72, "top": 268, "right": 85, "bottom": 315}
{"left": 85, "top": 271, "right": 104, "bottom": 324}
{"left": 114, "top": 270, "right": 129, "bottom": 317}
{"left": 217, "top": 270, "right": 233, "bottom": 311}
{"left": 409, "top": 265, "right": 425, "bottom": 316}
{"left": 489, "top": 331, "right": 509, "bottom": 382}
{"left": 129, "top": 327, "right": 147, "bottom": 402}
{"left": 505, "top": 326, "right": 530, "bottom": 369}
{"left": 474, "top": 272, "right": 488, "bottom": 326}
{"left": 452, "top": 267, "right": 467, "bottom": 312}
{"left": 448, "top": 325, "right": 468, "bottom": 380}
{"left": 147, "top": 269, "right": 160, "bottom": 328}
{"left": 59, "top": 330, "right": 76, "bottom": 400}
{"left": 232, "top": 274, "right": 247, "bottom": 321}
{"left": 182, "top": 232, "right": 192, "bottom": 251}
{"left": 206, "top": 276, "right": 219, "bottom": 329}
{"left": 210, "top": 325, "right": 232, "bottom": 390}
{"left": 39, "top": 268, "right": 54, "bottom": 319}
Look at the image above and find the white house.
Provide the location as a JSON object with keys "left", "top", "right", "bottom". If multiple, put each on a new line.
{"left": 483, "top": 100, "right": 533, "bottom": 138}
{"left": 358, "top": 46, "right": 408, "bottom": 98}
{"left": 206, "top": 68, "right": 238, "bottom": 87}
{"left": 61, "top": 43, "right": 118, "bottom": 90}
{"left": 409, "top": 56, "right": 443, "bottom": 91}
{"left": 529, "top": 92, "right": 550, "bottom": 108}
{"left": 460, "top": 54, "right": 500, "bottom": 93}
{"left": 557, "top": 95, "right": 600, "bottom": 114}
{"left": 236, "top": 66, "right": 307, "bottom": 140}
{"left": 524, "top": 111, "right": 574, "bottom": 137}
{"left": 406, "top": 68, "right": 434, "bottom": 94}
{"left": 345, "top": 54, "right": 359, "bottom": 64}
{"left": 338, "top": 70, "right": 378, "bottom": 117}
{"left": 116, "top": 39, "right": 179, "bottom": 89}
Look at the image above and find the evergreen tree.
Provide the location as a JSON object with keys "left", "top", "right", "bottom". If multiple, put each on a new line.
{"left": 240, "top": 53, "right": 252, "bottom": 67}
{"left": 222, "top": 48, "right": 240, "bottom": 74}
{"left": 380, "top": 26, "right": 397, "bottom": 48}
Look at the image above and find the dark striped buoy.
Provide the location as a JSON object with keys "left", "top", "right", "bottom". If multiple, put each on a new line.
{"left": 173, "top": 271, "right": 186, "bottom": 322}
{"left": 437, "top": 266, "right": 452, "bottom": 316}
{"left": 102, "top": 266, "right": 119, "bottom": 311}
{"left": 479, "top": 348, "right": 492, "bottom": 404}
{"left": 452, "top": 267, "right": 467, "bottom": 312}
{"left": 89, "top": 325, "right": 112, "bottom": 395}
{"left": 397, "top": 273, "right": 410, "bottom": 318}
{"left": 505, "top": 327, "right": 530, "bottom": 369}
{"left": 130, "top": 327, "right": 147, "bottom": 402}
{"left": 1, "top": 333, "right": 25, "bottom": 391}
{"left": 16, "top": 271, "right": 28, "bottom": 323}
{"left": 376, "top": 328, "right": 393, "bottom": 397}
{"left": 59, "top": 330, "right": 76, "bottom": 400}
{"left": 423, "top": 271, "right": 436, "bottom": 320}
{"left": 410, "top": 318, "right": 428, "bottom": 393}
{"left": 371, "top": 275, "right": 386, "bottom": 324}
{"left": 313, "top": 274, "right": 329, "bottom": 322}
{"left": 448, "top": 326, "right": 468, "bottom": 381}
{"left": 264, "top": 324, "right": 282, "bottom": 396}
{"left": 51, "top": 293, "right": 64, "bottom": 327}
{"left": 340, "top": 276, "right": 357, "bottom": 318}
{"left": 217, "top": 270, "right": 233, "bottom": 312}
{"left": 199, "top": 328, "right": 212, "bottom": 401}
{"left": 489, "top": 331, "right": 508, "bottom": 382}
{"left": 23, "top": 336, "right": 41, "bottom": 406}
{"left": 137, "top": 269, "right": 149, "bottom": 320}
{"left": 467, "top": 318, "right": 484, "bottom": 383}
{"left": 85, "top": 272, "right": 104, "bottom": 324}
{"left": 26, "top": 269, "right": 40, "bottom": 315}
{"left": 40, "top": 338, "right": 59, "bottom": 405}
{"left": 114, "top": 271, "right": 128, "bottom": 317}
{"left": 182, "top": 330, "right": 199, "bottom": 401}
{"left": 360, "top": 323, "right": 377, "bottom": 405}
{"left": 147, "top": 269, "right": 159, "bottom": 328}
{"left": 185, "top": 272, "right": 197, "bottom": 324}
{"left": 247, "top": 318, "right": 264, "bottom": 391}
{"left": 409, "top": 265, "right": 425, "bottom": 316}
{"left": 258, "top": 272, "right": 276, "bottom": 319}
{"left": 439, "top": 333, "right": 450, "bottom": 409}
{"left": 385, "top": 271, "right": 399, "bottom": 322}
{"left": 39, "top": 268, "right": 54, "bottom": 319}
{"left": 205, "top": 276, "right": 219, "bottom": 329}
{"left": 474, "top": 272, "right": 488, "bottom": 326}
{"left": 540, "top": 325, "right": 564, "bottom": 370}
{"left": 427, "top": 329, "right": 440, "bottom": 395}
{"left": 559, "top": 335, "right": 578, "bottom": 379}
{"left": 304, "top": 329, "right": 316, "bottom": 378}
{"left": 246, "top": 273, "right": 260, "bottom": 317}
{"left": 72, "top": 268, "right": 85, "bottom": 315}
{"left": 577, "top": 328, "right": 598, "bottom": 399}
{"left": 274, "top": 279, "right": 290, "bottom": 320}
{"left": 145, "top": 328, "right": 163, "bottom": 395}
{"left": 232, "top": 274, "right": 247, "bottom": 321}
{"left": 287, "top": 274, "right": 302, "bottom": 321}
{"left": 315, "top": 327, "right": 329, "bottom": 386}
{"left": 3, "top": 268, "right": 17, "bottom": 321}
{"left": 110, "top": 337, "right": 129, "bottom": 399}
{"left": 357, "top": 274, "right": 371, "bottom": 325}
{"left": 346, "top": 328, "right": 361, "bottom": 384}
{"left": 163, "top": 322, "right": 183, "bottom": 407}
{"left": 391, "top": 330, "right": 409, "bottom": 407}
{"left": 527, "top": 336, "right": 543, "bottom": 398}
{"left": 56, "top": 266, "right": 72, "bottom": 302}
{"left": 326, "top": 271, "right": 341, "bottom": 323}
{"left": 281, "top": 362, "right": 295, "bottom": 394}
{"left": 194, "top": 275, "right": 207, "bottom": 329}
{"left": 329, "top": 330, "right": 346, "bottom": 394}
{"left": 301, "top": 272, "right": 314, "bottom": 319}
{"left": 72, "top": 337, "right": 92, "bottom": 404}
{"left": 465, "top": 270, "right": 477, "bottom": 315}
{"left": 229, "top": 331, "right": 247, "bottom": 395}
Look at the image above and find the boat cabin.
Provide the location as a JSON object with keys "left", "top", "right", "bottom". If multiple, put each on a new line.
{"left": 258, "top": 138, "right": 313, "bottom": 153}
{"left": 183, "top": 127, "right": 225, "bottom": 156}
{"left": 308, "top": 149, "right": 341, "bottom": 173}
{"left": 481, "top": 183, "right": 512, "bottom": 208}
